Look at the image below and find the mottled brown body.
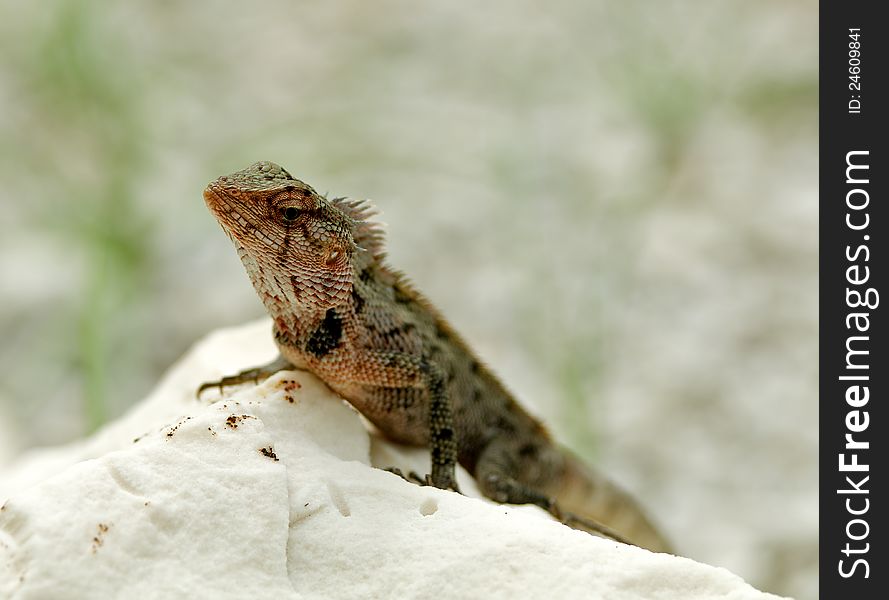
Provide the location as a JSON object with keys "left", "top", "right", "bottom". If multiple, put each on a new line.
{"left": 202, "top": 161, "right": 670, "bottom": 552}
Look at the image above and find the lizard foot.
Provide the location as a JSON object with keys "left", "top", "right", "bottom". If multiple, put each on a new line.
{"left": 196, "top": 355, "right": 296, "bottom": 399}
{"left": 385, "top": 467, "right": 461, "bottom": 494}
{"left": 430, "top": 470, "right": 461, "bottom": 494}
{"left": 383, "top": 467, "right": 427, "bottom": 486}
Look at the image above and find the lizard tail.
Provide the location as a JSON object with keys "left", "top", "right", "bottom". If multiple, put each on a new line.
{"left": 545, "top": 450, "right": 673, "bottom": 554}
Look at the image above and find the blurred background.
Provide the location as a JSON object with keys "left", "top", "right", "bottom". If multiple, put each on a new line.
{"left": 0, "top": 1, "right": 816, "bottom": 597}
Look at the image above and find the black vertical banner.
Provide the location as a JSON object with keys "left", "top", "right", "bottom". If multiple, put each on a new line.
{"left": 820, "top": 1, "right": 887, "bottom": 597}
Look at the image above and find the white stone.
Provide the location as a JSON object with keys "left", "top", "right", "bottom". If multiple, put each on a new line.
{"left": 0, "top": 321, "right": 788, "bottom": 599}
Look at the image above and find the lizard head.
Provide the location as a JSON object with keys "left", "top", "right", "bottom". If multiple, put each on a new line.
{"left": 204, "top": 161, "right": 357, "bottom": 313}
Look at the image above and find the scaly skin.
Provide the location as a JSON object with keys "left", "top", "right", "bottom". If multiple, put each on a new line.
{"left": 201, "top": 161, "right": 671, "bottom": 552}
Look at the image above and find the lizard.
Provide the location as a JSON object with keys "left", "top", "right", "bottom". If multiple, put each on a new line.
{"left": 199, "top": 160, "right": 671, "bottom": 553}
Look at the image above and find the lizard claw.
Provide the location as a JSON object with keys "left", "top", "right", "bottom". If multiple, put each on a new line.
{"left": 385, "top": 467, "right": 461, "bottom": 493}
{"left": 383, "top": 467, "right": 427, "bottom": 486}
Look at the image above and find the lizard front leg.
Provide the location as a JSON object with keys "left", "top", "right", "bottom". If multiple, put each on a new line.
{"left": 196, "top": 355, "right": 295, "bottom": 398}
{"left": 312, "top": 350, "right": 460, "bottom": 492}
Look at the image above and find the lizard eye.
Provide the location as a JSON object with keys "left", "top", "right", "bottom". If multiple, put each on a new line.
{"left": 282, "top": 207, "right": 299, "bottom": 221}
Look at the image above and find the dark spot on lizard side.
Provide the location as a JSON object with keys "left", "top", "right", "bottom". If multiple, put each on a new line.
{"left": 495, "top": 414, "right": 518, "bottom": 435}
{"left": 359, "top": 267, "right": 373, "bottom": 283}
{"left": 518, "top": 443, "right": 538, "bottom": 458}
{"left": 306, "top": 308, "right": 343, "bottom": 357}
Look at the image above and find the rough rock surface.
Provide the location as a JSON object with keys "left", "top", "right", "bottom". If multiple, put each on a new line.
{"left": 0, "top": 321, "right": 787, "bottom": 599}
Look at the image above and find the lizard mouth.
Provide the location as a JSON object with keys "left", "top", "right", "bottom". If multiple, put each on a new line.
{"left": 202, "top": 183, "right": 229, "bottom": 217}
{"left": 203, "top": 184, "right": 253, "bottom": 244}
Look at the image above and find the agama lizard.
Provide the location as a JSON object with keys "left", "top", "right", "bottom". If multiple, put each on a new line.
{"left": 200, "top": 161, "right": 671, "bottom": 553}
